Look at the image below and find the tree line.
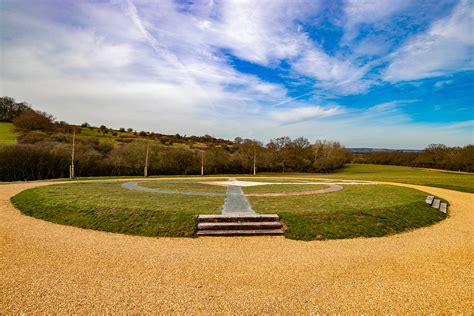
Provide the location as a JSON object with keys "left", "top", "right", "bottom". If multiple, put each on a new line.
{"left": 353, "top": 144, "right": 474, "bottom": 172}
{"left": 1, "top": 96, "right": 472, "bottom": 181}
{"left": 0, "top": 97, "right": 352, "bottom": 181}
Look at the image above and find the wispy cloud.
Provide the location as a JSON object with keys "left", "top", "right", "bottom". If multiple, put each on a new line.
{"left": 270, "top": 106, "right": 344, "bottom": 124}
{"left": 342, "top": 0, "right": 411, "bottom": 41}
{"left": 383, "top": 0, "right": 474, "bottom": 82}
{"left": 0, "top": 0, "right": 472, "bottom": 147}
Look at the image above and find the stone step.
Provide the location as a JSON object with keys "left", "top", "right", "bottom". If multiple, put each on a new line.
{"left": 198, "top": 221, "right": 282, "bottom": 230}
{"left": 440, "top": 203, "right": 448, "bottom": 213}
{"left": 198, "top": 214, "right": 280, "bottom": 223}
{"left": 197, "top": 229, "right": 284, "bottom": 236}
{"left": 425, "top": 195, "right": 434, "bottom": 205}
{"left": 432, "top": 199, "right": 441, "bottom": 209}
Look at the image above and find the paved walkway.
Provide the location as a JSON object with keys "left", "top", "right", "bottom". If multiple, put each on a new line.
{"left": 222, "top": 184, "right": 255, "bottom": 214}
{"left": 1, "top": 178, "right": 472, "bottom": 313}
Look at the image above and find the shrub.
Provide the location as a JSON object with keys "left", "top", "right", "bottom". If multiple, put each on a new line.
{"left": 12, "top": 110, "right": 55, "bottom": 131}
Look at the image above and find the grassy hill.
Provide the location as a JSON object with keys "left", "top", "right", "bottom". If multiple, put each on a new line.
{"left": 0, "top": 122, "right": 216, "bottom": 149}
{"left": 76, "top": 126, "right": 220, "bottom": 149}
{"left": 0, "top": 123, "right": 19, "bottom": 145}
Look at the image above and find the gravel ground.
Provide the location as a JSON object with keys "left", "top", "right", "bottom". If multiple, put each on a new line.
{"left": 1, "top": 179, "right": 472, "bottom": 313}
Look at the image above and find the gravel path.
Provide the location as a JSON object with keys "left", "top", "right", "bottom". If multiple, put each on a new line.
{"left": 1, "top": 179, "right": 472, "bottom": 313}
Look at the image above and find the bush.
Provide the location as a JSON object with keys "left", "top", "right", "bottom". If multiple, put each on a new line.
{"left": 12, "top": 110, "right": 55, "bottom": 131}
{"left": 18, "top": 131, "right": 50, "bottom": 144}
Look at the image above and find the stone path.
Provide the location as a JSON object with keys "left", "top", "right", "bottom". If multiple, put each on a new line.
{"left": 222, "top": 184, "right": 255, "bottom": 215}
{"left": 121, "top": 181, "right": 225, "bottom": 196}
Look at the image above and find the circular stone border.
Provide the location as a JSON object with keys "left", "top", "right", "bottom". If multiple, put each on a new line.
{"left": 121, "top": 180, "right": 381, "bottom": 197}
{"left": 244, "top": 184, "right": 342, "bottom": 196}
{"left": 121, "top": 181, "right": 225, "bottom": 196}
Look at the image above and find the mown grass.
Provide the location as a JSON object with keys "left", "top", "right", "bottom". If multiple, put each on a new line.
{"left": 256, "top": 164, "right": 474, "bottom": 193}
{"left": 140, "top": 181, "right": 227, "bottom": 193}
{"left": 248, "top": 184, "right": 447, "bottom": 240}
{"left": 0, "top": 122, "right": 19, "bottom": 144}
{"left": 242, "top": 184, "right": 327, "bottom": 194}
{"left": 11, "top": 179, "right": 447, "bottom": 240}
{"left": 11, "top": 182, "right": 223, "bottom": 237}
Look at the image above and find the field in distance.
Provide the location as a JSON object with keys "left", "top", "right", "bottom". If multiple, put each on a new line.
{"left": 254, "top": 164, "right": 474, "bottom": 193}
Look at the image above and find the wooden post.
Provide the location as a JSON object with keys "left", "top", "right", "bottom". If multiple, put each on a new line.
{"left": 200, "top": 150, "right": 204, "bottom": 176}
{"left": 253, "top": 146, "right": 256, "bottom": 176}
{"left": 144, "top": 143, "right": 149, "bottom": 177}
{"left": 70, "top": 128, "right": 76, "bottom": 179}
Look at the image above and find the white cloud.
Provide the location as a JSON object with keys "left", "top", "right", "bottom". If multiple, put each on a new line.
{"left": 0, "top": 1, "right": 294, "bottom": 137}
{"left": 383, "top": 0, "right": 474, "bottom": 82}
{"left": 1, "top": 0, "right": 471, "bottom": 148}
{"left": 343, "top": 0, "right": 410, "bottom": 41}
{"left": 291, "top": 46, "right": 373, "bottom": 94}
{"left": 270, "top": 106, "right": 343, "bottom": 124}
{"left": 434, "top": 79, "right": 453, "bottom": 88}
{"left": 209, "top": 0, "right": 318, "bottom": 65}
{"left": 293, "top": 49, "right": 361, "bottom": 82}
{"left": 344, "top": 0, "right": 410, "bottom": 24}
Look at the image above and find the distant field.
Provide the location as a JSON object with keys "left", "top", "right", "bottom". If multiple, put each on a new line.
{"left": 256, "top": 164, "right": 474, "bottom": 193}
{"left": 3, "top": 164, "right": 472, "bottom": 192}
{"left": 0, "top": 122, "right": 19, "bottom": 144}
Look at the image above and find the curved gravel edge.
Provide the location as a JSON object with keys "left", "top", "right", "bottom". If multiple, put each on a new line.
{"left": 1, "top": 178, "right": 472, "bottom": 313}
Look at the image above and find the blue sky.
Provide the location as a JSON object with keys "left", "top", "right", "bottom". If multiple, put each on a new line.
{"left": 1, "top": 0, "right": 473, "bottom": 148}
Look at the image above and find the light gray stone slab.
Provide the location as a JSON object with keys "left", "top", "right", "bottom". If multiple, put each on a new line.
{"left": 432, "top": 199, "right": 441, "bottom": 209}
{"left": 425, "top": 195, "right": 434, "bottom": 205}
{"left": 440, "top": 203, "right": 448, "bottom": 213}
{"left": 222, "top": 185, "right": 255, "bottom": 214}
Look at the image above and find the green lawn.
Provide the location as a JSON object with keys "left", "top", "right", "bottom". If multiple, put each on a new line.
{"left": 11, "top": 179, "right": 446, "bottom": 240}
{"left": 140, "top": 181, "right": 227, "bottom": 193}
{"left": 257, "top": 164, "right": 474, "bottom": 193}
{"left": 248, "top": 184, "right": 447, "bottom": 240}
{"left": 242, "top": 183, "right": 327, "bottom": 194}
{"left": 0, "top": 122, "right": 19, "bottom": 144}
{"left": 11, "top": 182, "right": 224, "bottom": 237}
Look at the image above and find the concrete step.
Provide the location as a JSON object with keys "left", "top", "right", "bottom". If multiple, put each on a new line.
{"left": 197, "top": 229, "right": 284, "bottom": 236}
{"left": 198, "top": 221, "right": 282, "bottom": 230}
{"left": 198, "top": 214, "right": 280, "bottom": 222}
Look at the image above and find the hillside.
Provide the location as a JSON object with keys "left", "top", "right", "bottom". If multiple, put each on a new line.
{"left": 0, "top": 123, "right": 19, "bottom": 145}
{"left": 75, "top": 126, "right": 221, "bottom": 149}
